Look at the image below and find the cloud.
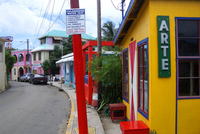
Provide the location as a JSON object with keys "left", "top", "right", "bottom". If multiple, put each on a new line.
{"left": 0, "top": 0, "right": 131, "bottom": 49}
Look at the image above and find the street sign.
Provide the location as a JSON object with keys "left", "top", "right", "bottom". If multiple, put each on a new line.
{"left": 66, "top": 9, "right": 85, "bottom": 35}
{"left": 6, "top": 42, "right": 12, "bottom": 49}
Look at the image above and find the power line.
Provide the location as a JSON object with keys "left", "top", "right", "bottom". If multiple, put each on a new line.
{"left": 43, "top": 0, "right": 67, "bottom": 35}
{"left": 59, "top": 16, "right": 66, "bottom": 24}
{"left": 34, "top": 0, "right": 52, "bottom": 44}
{"left": 14, "top": 42, "right": 26, "bottom": 48}
{"left": 32, "top": 0, "right": 45, "bottom": 46}
{"left": 49, "top": 0, "right": 55, "bottom": 28}
{"left": 111, "top": 0, "right": 120, "bottom": 10}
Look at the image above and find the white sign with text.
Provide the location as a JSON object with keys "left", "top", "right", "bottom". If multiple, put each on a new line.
{"left": 66, "top": 9, "right": 85, "bottom": 35}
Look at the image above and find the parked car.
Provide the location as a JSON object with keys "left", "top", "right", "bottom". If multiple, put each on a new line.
{"left": 19, "top": 73, "right": 33, "bottom": 82}
{"left": 29, "top": 74, "right": 48, "bottom": 85}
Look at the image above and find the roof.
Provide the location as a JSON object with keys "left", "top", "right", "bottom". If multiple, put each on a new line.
{"left": 38, "top": 30, "right": 96, "bottom": 40}
{"left": 31, "top": 44, "right": 57, "bottom": 53}
{"left": 0, "top": 38, "right": 9, "bottom": 42}
{"left": 114, "top": 0, "right": 144, "bottom": 45}
{"left": 61, "top": 52, "right": 73, "bottom": 59}
{"left": 11, "top": 49, "right": 33, "bottom": 53}
{"left": 56, "top": 53, "right": 74, "bottom": 64}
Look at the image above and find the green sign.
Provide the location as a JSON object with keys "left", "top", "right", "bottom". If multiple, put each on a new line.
{"left": 157, "top": 16, "right": 171, "bottom": 77}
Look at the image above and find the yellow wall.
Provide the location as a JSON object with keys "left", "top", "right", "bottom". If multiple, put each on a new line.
{"left": 149, "top": 0, "right": 200, "bottom": 134}
{"left": 121, "top": 0, "right": 150, "bottom": 125}
{"left": 177, "top": 99, "right": 200, "bottom": 134}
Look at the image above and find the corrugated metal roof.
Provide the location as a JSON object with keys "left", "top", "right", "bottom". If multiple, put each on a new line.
{"left": 31, "top": 44, "right": 58, "bottom": 53}
{"left": 38, "top": 30, "right": 96, "bottom": 40}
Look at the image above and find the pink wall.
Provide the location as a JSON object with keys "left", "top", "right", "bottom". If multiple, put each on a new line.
{"left": 47, "top": 37, "right": 52, "bottom": 44}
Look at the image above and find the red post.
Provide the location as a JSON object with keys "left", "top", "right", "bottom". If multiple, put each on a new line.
{"left": 82, "top": 49, "right": 86, "bottom": 76}
{"left": 70, "top": 0, "right": 88, "bottom": 134}
{"left": 88, "top": 46, "right": 93, "bottom": 104}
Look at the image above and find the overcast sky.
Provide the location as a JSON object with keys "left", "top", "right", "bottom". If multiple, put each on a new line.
{"left": 0, "top": 0, "right": 131, "bottom": 49}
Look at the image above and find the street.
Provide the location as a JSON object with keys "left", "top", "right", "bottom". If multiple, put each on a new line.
{"left": 0, "top": 81, "right": 71, "bottom": 134}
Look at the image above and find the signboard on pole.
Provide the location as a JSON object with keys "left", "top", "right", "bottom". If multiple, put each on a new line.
{"left": 66, "top": 9, "right": 85, "bottom": 35}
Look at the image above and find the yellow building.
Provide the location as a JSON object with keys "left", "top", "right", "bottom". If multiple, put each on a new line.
{"left": 114, "top": 0, "right": 200, "bottom": 134}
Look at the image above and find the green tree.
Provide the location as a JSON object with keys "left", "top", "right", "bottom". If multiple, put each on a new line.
{"left": 42, "top": 45, "right": 62, "bottom": 75}
{"left": 87, "top": 46, "right": 122, "bottom": 115}
{"left": 63, "top": 35, "right": 87, "bottom": 55}
{"left": 41, "top": 60, "right": 50, "bottom": 76}
{"left": 101, "top": 21, "right": 119, "bottom": 51}
{"left": 5, "top": 49, "right": 17, "bottom": 80}
{"left": 63, "top": 35, "right": 73, "bottom": 55}
{"left": 102, "top": 21, "right": 118, "bottom": 41}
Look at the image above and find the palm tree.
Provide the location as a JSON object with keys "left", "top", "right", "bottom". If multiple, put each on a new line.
{"left": 101, "top": 21, "right": 119, "bottom": 51}
{"left": 102, "top": 21, "right": 118, "bottom": 41}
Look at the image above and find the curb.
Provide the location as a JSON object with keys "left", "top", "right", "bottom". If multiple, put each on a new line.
{"left": 48, "top": 82, "right": 75, "bottom": 134}
{"left": 65, "top": 93, "right": 75, "bottom": 134}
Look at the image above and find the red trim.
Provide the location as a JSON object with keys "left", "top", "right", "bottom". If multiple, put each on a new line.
{"left": 82, "top": 41, "right": 113, "bottom": 50}
{"left": 129, "top": 41, "right": 136, "bottom": 121}
{"left": 88, "top": 46, "right": 93, "bottom": 105}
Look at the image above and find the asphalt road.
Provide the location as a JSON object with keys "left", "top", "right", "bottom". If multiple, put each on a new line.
{"left": 0, "top": 81, "right": 71, "bottom": 134}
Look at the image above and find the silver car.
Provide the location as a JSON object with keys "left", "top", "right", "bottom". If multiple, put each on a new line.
{"left": 19, "top": 73, "right": 34, "bottom": 82}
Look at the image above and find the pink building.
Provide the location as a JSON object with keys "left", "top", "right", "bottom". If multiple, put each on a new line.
{"left": 11, "top": 49, "right": 32, "bottom": 81}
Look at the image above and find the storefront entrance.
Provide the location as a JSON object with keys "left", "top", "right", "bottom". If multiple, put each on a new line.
{"left": 18, "top": 67, "right": 23, "bottom": 77}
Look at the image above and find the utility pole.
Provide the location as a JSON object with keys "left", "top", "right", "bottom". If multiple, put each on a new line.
{"left": 27, "top": 39, "right": 29, "bottom": 73}
{"left": 69, "top": 0, "right": 88, "bottom": 134}
{"left": 97, "top": 0, "right": 101, "bottom": 56}
{"left": 97, "top": 0, "right": 102, "bottom": 108}
{"left": 121, "top": 0, "right": 125, "bottom": 19}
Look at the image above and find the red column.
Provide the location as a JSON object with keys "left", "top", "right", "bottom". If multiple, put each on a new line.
{"left": 82, "top": 50, "right": 86, "bottom": 76}
{"left": 88, "top": 46, "right": 93, "bottom": 105}
{"left": 70, "top": 0, "right": 88, "bottom": 133}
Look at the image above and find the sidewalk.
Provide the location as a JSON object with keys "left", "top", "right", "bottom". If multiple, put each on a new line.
{"left": 48, "top": 81, "right": 103, "bottom": 134}
{"left": 49, "top": 81, "right": 121, "bottom": 134}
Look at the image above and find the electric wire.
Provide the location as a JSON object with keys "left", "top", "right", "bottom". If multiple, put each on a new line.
{"left": 111, "top": 0, "right": 120, "bottom": 10}
{"left": 40, "top": 0, "right": 52, "bottom": 34}
{"left": 14, "top": 42, "right": 26, "bottom": 48}
{"left": 32, "top": 0, "right": 45, "bottom": 47}
{"left": 34, "top": 0, "right": 52, "bottom": 45}
{"left": 59, "top": 16, "right": 66, "bottom": 24}
{"left": 49, "top": 0, "right": 55, "bottom": 28}
{"left": 43, "top": 0, "right": 67, "bottom": 35}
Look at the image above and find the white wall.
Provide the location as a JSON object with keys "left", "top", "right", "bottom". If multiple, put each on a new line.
{"left": 0, "top": 40, "right": 6, "bottom": 92}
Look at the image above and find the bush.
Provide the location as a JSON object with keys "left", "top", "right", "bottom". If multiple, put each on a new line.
{"left": 87, "top": 46, "right": 122, "bottom": 115}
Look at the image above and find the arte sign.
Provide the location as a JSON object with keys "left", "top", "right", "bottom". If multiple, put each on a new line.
{"left": 66, "top": 9, "right": 85, "bottom": 35}
{"left": 157, "top": 16, "right": 171, "bottom": 77}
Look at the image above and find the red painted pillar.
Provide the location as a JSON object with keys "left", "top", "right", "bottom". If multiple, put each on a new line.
{"left": 88, "top": 46, "right": 93, "bottom": 105}
{"left": 70, "top": 0, "right": 88, "bottom": 134}
{"left": 82, "top": 49, "right": 86, "bottom": 76}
